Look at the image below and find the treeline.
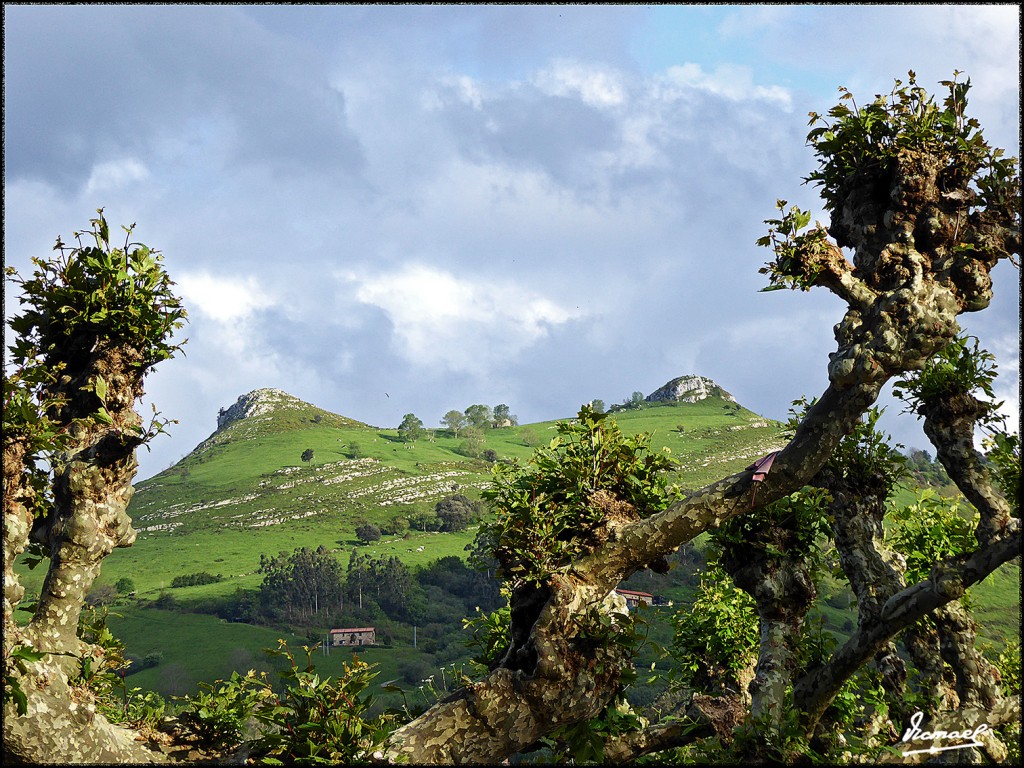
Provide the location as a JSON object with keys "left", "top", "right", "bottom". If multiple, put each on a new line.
{"left": 903, "top": 447, "right": 954, "bottom": 489}
{"left": 183, "top": 541, "right": 502, "bottom": 649}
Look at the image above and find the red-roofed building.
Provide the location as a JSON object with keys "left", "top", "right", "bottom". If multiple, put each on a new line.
{"left": 329, "top": 627, "right": 376, "bottom": 647}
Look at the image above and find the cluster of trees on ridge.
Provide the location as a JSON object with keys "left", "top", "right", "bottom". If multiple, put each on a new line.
{"left": 3, "top": 72, "right": 1021, "bottom": 764}
{"left": 355, "top": 493, "right": 485, "bottom": 543}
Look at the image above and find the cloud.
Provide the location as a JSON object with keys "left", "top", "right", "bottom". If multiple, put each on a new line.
{"left": 3, "top": 5, "right": 364, "bottom": 192}
{"left": 176, "top": 272, "right": 275, "bottom": 323}
{"left": 4, "top": 5, "right": 1018, "bottom": 480}
{"left": 85, "top": 158, "right": 151, "bottom": 194}
{"left": 661, "top": 63, "right": 793, "bottom": 109}
{"left": 532, "top": 60, "right": 628, "bottom": 107}
{"left": 347, "top": 263, "right": 580, "bottom": 373}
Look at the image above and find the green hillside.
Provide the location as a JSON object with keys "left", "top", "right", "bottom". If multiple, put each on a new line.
{"left": 17, "top": 383, "right": 791, "bottom": 603}
{"left": 12, "top": 381, "right": 1019, "bottom": 710}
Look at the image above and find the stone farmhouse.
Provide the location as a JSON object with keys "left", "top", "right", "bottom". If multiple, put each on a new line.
{"left": 329, "top": 627, "right": 376, "bottom": 647}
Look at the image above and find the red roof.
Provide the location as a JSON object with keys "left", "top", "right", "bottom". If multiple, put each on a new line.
{"left": 615, "top": 589, "right": 654, "bottom": 598}
{"left": 330, "top": 627, "right": 375, "bottom": 634}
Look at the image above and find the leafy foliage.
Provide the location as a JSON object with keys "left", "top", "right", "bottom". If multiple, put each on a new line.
{"left": 803, "top": 71, "right": 1017, "bottom": 214}
{"left": 482, "top": 406, "right": 681, "bottom": 583}
{"left": 710, "top": 487, "right": 833, "bottom": 569}
{"left": 463, "top": 600, "right": 513, "bottom": 671}
{"left": 175, "top": 641, "right": 391, "bottom": 763}
{"left": 756, "top": 201, "right": 832, "bottom": 292}
{"left": 820, "top": 403, "right": 907, "bottom": 491}
{"left": 671, "top": 564, "right": 758, "bottom": 693}
{"left": 886, "top": 489, "right": 978, "bottom": 584}
{"left": 175, "top": 669, "right": 272, "bottom": 750}
{"left": 7, "top": 208, "right": 186, "bottom": 375}
{"left": 983, "top": 431, "right": 1020, "bottom": 517}
{"left": 893, "top": 335, "right": 1003, "bottom": 425}
{"left": 171, "top": 571, "right": 224, "bottom": 588}
{"left": 253, "top": 642, "right": 393, "bottom": 764}
{"left": 3, "top": 645, "right": 47, "bottom": 716}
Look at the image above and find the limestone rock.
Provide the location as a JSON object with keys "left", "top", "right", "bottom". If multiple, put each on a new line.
{"left": 216, "top": 388, "right": 298, "bottom": 429}
{"left": 645, "top": 375, "right": 736, "bottom": 405}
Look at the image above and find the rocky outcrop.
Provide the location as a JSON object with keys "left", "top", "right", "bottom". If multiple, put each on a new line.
{"left": 645, "top": 375, "right": 737, "bottom": 405}
{"left": 216, "top": 388, "right": 298, "bottom": 429}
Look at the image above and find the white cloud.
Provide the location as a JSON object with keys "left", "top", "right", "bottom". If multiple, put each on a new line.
{"left": 532, "top": 60, "right": 627, "bottom": 107}
{"left": 661, "top": 63, "right": 792, "bottom": 109}
{"left": 176, "top": 272, "right": 275, "bottom": 323}
{"left": 85, "top": 158, "right": 150, "bottom": 193}
{"left": 347, "top": 263, "right": 579, "bottom": 373}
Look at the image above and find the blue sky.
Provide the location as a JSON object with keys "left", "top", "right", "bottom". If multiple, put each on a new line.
{"left": 4, "top": 4, "right": 1020, "bottom": 480}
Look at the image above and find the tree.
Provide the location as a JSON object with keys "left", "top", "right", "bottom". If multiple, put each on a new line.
{"left": 435, "top": 494, "right": 481, "bottom": 532}
{"left": 407, "top": 510, "right": 443, "bottom": 532}
{"left": 591, "top": 398, "right": 606, "bottom": 414}
{"left": 4, "top": 211, "right": 186, "bottom": 762}
{"left": 464, "top": 403, "right": 492, "bottom": 429}
{"left": 114, "top": 577, "right": 136, "bottom": 595}
{"left": 613, "top": 391, "right": 646, "bottom": 411}
{"left": 381, "top": 515, "right": 410, "bottom": 536}
{"left": 355, "top": 523, "right": 381, "bottom": 543}
{"left": 376, "top": 72, "right": 1020, "bottom": 764}
{"left": 301, "top": 447, "right": 315, "bottom": 468}
{"left": 441, "top": 409, "right": 468, "bottom": 437}
{"left": 493, "top": 403, "right": 517, "bottom": 427}
{"left": 397, "top": 413, "right": 424, "bottom": 442}
{"left": 257, "top": 546, "right": 344, "bottom": 622}
{"left": 4, "top": 74, "right": 1020, "bottom": 765}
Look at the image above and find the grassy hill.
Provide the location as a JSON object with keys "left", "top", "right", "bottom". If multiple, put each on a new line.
{"left": 13, "top": 382, "right": 1019, "bottom": 709}
{"left": 17, "top": 384, "right": 790, "bottom": 604}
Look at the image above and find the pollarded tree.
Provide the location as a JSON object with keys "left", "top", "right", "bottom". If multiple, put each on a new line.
{"left": 3, "top": 211, "right": 186, "bottom": 762}
{"left": 376, "top": 71, "right": 1019, "bottom": 764}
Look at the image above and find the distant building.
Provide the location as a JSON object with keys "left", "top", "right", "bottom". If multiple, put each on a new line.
{"left": 329, "top": 627, "right": 376, "bottom": 647}
{"left": 615, "top": 589, "right": 654, "bottom": 610}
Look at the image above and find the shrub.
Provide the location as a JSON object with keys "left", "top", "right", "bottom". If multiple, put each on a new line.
{"left": 381, "top": 516, "right": 410, "bottom": 536}
{"left": 170, "top": 572, "right": 224, "bottom": 588}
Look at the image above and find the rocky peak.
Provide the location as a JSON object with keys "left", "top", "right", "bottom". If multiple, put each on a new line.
{"left": 645, "top": 375, "right": 736, "bottom": 405}
{"left": 216, "top": 388, "right": 303, "bottom": 430}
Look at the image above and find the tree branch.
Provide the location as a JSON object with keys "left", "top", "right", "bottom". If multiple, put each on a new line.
{"left": 793, "top": 523, "right": 1021, "bottom": 727}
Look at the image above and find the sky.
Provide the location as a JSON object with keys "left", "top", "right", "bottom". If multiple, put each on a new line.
{"left": 4, "top": 4, "right": 1021, "bottom": 481}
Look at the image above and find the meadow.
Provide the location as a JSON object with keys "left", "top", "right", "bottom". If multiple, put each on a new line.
{"left": 13, "top": 388, "right": 1019, "bottom": 711}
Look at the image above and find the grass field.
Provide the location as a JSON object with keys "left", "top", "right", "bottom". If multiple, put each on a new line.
{"left": 13, "top": 388, "right": 1019, "bottom": 711}
{"left": 16, "top": 393, "right": 790, "bottom": 604}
